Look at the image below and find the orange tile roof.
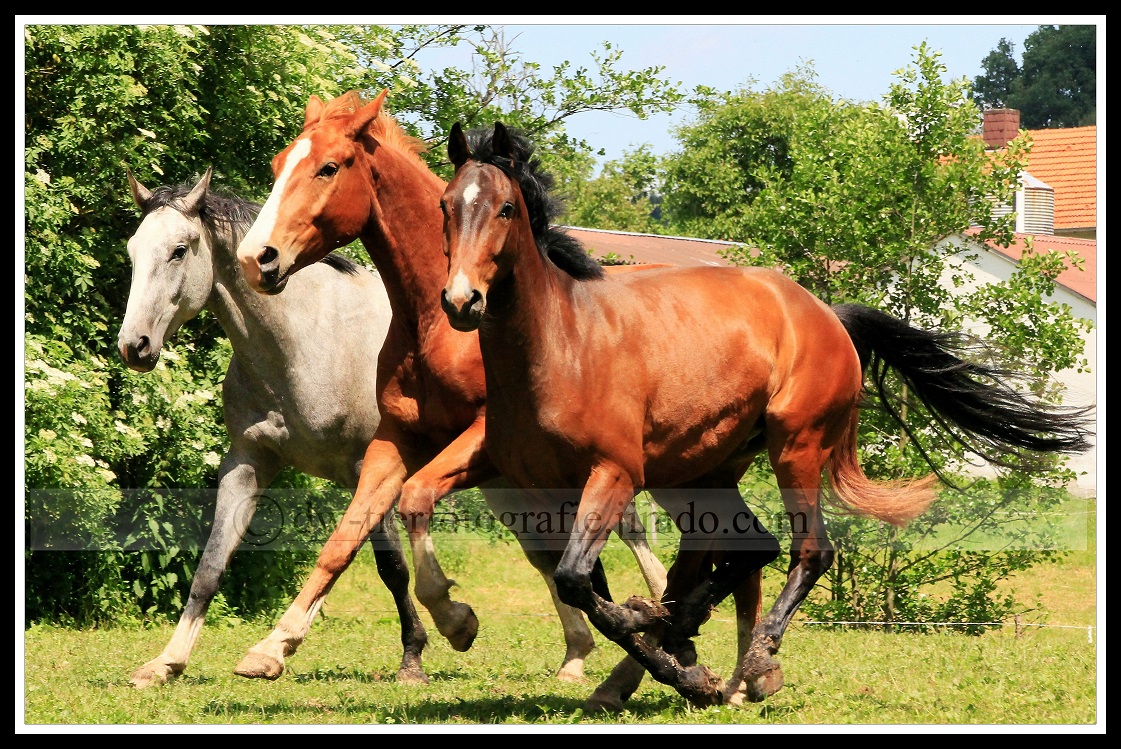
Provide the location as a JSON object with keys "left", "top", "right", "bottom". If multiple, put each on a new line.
{"left": 1023, "top": 126, "right": 1097, "bottom": 231}
{"left": 974, "top": 230, "right": 1097, "bottom": 304}
{"left": 561, "top": 227, "right": 740, "bottom": 268}
{"left": 567, "top": 225, "right": 1096, "bottom": 305}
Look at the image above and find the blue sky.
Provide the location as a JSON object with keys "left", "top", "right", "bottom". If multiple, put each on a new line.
{"left": 420, "top": 17, "right": 1100, "bottom": 168}
{"left": 20, "top": 16, "right": 1100, "bottom": 169}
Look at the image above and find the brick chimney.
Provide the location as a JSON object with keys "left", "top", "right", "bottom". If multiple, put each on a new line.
{"left": 982, "top": 108, "right": 1021, "bottom": 149}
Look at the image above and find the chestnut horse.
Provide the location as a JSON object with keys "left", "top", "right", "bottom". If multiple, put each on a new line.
{"left": 232, "top": 89, "right": 669, "bottom": 688}
{"left": 437, "top": 121, "right": 1094, "bottom": 707}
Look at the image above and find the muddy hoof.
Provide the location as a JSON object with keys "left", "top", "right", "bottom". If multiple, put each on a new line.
{"left": 680, "top": 663, "right": 725, "bottom": 708}
{"left": 129, "top": 660, "right": 179, "bottom": 688}
{"left": 623, "top": 595, "right": 670, "bottom": 628}
{"left": 722, "top": 679, "right": 748, "bottom": 706}
{"left": 395, "top": 665, "right": 430, "bottom": 685}
{"left": 233, "top": 652, "right": 285, "bottom": 680}
{"left": 745, "top": 662, "right": 784, "bottom": 702}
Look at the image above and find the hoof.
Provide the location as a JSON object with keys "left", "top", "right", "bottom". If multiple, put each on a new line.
{"left": 395, "top": 666, "right": 430, "bottom": 685}
{"left": 233, "top": 652, "right": 285, "bottom": 680}
{"left": 623, "top": 595, "right": 670, "bottom": 628}
{"left": 745, "top": 662, "right": 784, "bottom": 702}
{"left": 722, "top": 679, "right": 748, "bottom": 707}
{"left": 584, "top": 687, "right": 626, "bottom": 713}
{"left": 555, "top": 662, "right": 586, "bottom": 683}
{"left": 129, "top": 661, "right": 179, "bottom": 688}
{"left": 436, "top": 602, "right": 479, "bottom": 652}
{"left": 680, "top": 663, "right": 725, "bottom": 708}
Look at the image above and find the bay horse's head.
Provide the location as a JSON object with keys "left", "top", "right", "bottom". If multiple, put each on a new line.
{"left": 440, "top": 121, "right": 602, "bottom": 331}
{"left": 439, "top": 121, "right": 525, "bottom": 331}
{"left": 118, "top": 167, "right": 219, "bottom": 371}
{"left": 236, "top": 89, "right": 389, "bottom": 295}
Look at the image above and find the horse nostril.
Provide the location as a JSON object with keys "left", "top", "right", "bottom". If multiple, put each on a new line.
{"left": 258, "top": 246, "right": 279, "bottom": 268}
{"left": 469, "top": 289, "right": 482, "bottom": 307}
{"left": 136, "top": 336, "right": 151, "bottom": 356}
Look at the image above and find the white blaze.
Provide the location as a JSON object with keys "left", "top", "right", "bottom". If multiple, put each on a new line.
{"left": 448, "top": 269, "right": 473, "bottom": 302}
{"left": 239, "top": 137, "right": 312, "bottom": 255}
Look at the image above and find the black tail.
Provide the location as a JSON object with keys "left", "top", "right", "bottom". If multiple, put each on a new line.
{"left": 832, "top": 303, "right": 1094, "bottom": 475}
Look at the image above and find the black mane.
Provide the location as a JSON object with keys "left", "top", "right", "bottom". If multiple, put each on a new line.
{"left": 139, "top": 178, "right": 359, "bottom": 275}
{"left": 463, "top": 127, "right": 604, "bottom": 281}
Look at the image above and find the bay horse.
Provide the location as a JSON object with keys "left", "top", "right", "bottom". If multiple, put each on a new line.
{"left": 118, "top": 167, "right": 429, "bottom": 686}
{"left": 437, "top": 120, "right": 1094, "bottom": 707}
{"left": 232, "top": 89, "right": 669, "bottom": 688}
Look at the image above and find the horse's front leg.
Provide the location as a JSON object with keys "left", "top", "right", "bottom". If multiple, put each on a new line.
{"left": 553, "top": 465, "right": 724, "bottom": 708}
{"left": 234, "top": 428, "right": 410, "bottom": 679}
{"left": 397, "top": 416, "right": 499, "bottom": 652}
{"left": 131, "top": 450, "right": 280, "bottom": 687}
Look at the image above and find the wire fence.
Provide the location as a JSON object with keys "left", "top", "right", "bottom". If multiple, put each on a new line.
{"left": 798, "top": 618, "right": 1096, "bottom": 642}
{"left": 318, "top": 605, "right": 1096, "bottom": 642}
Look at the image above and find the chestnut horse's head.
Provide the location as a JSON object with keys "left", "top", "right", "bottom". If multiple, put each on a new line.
{"left": 236, "top": 89, "right": 389, "bottom": 294}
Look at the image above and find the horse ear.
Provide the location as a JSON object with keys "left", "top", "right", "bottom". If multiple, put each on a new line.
{"left": 181, "top": 166, "right": 213, "bottom": 215}
{"left": 346, "top": 87, "right": 388, "bottom": 139}
{"left": 493, "top": 122, "right": 515, "bottom": 161}
{"left": 448, "top": 122, "right": 471, "bottom": 169}
{"left": 127, "top": 167, "right": 152, "bottom": 210}
{"left": 303, "top": 95, "right": 325, "bottom": 131}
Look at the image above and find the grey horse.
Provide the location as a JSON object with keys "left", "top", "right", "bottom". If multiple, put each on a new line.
{"left": 118, "top": 167, "right": 667, "bottom": 687}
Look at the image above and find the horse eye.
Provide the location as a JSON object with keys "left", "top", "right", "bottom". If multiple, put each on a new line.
{"left": 498, "top": 202, "right": 514, "bottom": 219}
{"left": 317, "top": 163, "right": 339, "bottom": 178}
{"left": 170, "top": 245, "right": 188, "bottom": 261}
{"left": 439, "top": 199, "right": 448, "bottom": 216}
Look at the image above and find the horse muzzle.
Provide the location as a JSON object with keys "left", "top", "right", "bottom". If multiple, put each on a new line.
{"left": 441, "top": 286, "right": 485, "bottom": 332}
{"left": 239, "top": 245, "right": 290, "bottom": 295}
{"left": 118, "top": 334, "right": 160, "bottom": 372}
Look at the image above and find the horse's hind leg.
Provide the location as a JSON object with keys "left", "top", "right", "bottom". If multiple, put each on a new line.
{"left": 367, "top": 504, "right": 429, "bottom": 684}
{"left": 742, "top": 430, "right": 834, "bottom": 702}
{"left": 131, "top": 451, "right": 279, "bottom": 687}
{"left": 613, "top": 500, "right": 668, "bottom": 601}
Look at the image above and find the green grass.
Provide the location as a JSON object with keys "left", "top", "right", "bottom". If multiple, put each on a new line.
{"left": 22, "top": 510, "right": 1099, "bottom": 727}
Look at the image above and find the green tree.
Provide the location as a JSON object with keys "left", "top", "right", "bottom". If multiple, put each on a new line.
{"left": 972, "top": 37, "right": 1020, "bottom": 110}
{"left": 560, "top": 145, "right": 663, "bottom": 234}
{"left": 659, "top": 44, "right": 1092, "bottom": 626}
{"left": 973, "top": 25, "right": 1096, "bottom": 128}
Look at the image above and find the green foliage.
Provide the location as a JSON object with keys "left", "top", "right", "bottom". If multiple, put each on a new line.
{"left": 972, "top": 38, "right": 1021, "bottom": 109}
{"left": 972, "top": 25, "right": 1096, "bottom": 128}
{"left": 560, "top": 145, "right": 663, "bottom": 232}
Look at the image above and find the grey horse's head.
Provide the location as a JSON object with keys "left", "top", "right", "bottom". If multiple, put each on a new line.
{"left": 117, "top": 167, "right": 215, "bottom": 371}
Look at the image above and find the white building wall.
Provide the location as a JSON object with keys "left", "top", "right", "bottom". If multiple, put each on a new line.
{"left": 935, "top": 236, "right": 1097, "bottom": 496}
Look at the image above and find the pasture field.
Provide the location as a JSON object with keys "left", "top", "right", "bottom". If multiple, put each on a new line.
{"left": 23, "top": 502, "right": 1098, "bottom": 728}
